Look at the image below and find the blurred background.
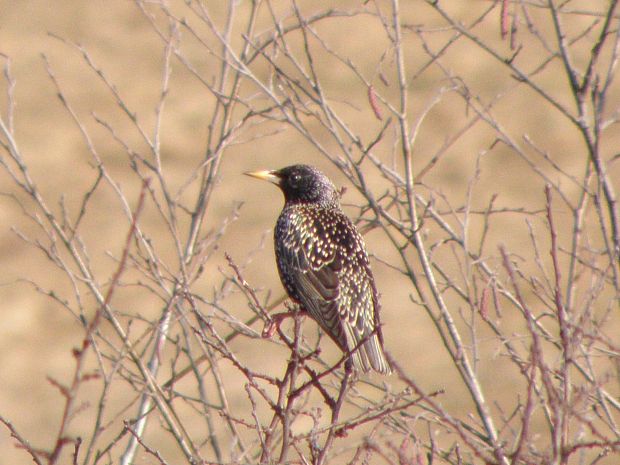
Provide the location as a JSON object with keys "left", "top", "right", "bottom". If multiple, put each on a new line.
{"left": 0, "top": 1, "right": 618, "bottom": 464}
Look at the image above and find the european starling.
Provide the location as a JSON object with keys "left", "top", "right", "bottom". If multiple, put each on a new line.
{"left": 245, "top": 164, "right": 390, "bottom": 374}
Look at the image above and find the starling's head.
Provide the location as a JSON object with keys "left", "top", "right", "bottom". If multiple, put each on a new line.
{"left": 245, "top": 164, "right": 339, "bottom": 206}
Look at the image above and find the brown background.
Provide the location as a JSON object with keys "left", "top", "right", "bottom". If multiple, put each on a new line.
{"left": 0, "top": 1, "right": 618, "bottom": 464}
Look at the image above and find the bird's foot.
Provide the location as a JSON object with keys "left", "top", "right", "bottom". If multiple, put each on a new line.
{"left": 262, "top": 306, "right": 306, "bottom": 338}
{"left": 262, "top": 311, "right": 294, "bottom": 338}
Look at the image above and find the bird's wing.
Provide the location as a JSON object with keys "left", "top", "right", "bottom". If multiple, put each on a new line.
{"left": 278, "top": 212, "right": 388, "bottom": 372}
{"left": 336, "top": 257, "right": 389, "bottom": 373}
{"left": 278, "top": 233, "right": 346, "bottom": 346}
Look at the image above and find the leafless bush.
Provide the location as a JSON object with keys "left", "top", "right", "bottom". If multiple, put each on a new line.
{"left": 1, "top": 1, "right": 618, "bottom": 464}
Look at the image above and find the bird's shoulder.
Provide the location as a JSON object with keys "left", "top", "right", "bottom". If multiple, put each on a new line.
{"left": 276, "top": 203, "right": 369, "bottom": 269}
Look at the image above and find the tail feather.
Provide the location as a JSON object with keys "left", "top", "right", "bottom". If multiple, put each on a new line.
{"left": 363, "top": 334, "right": 391, "bottom": 374}
{"left": 344, "top": 326, "right": 391, "bottom": 374}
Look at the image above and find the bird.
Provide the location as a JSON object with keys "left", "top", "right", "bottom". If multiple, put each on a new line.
{"left": 245, "top": 164, "right": 391, "bottom": 374}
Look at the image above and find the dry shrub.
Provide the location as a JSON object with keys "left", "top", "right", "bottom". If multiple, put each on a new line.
{"left": 0, "top": 1, "right": 618, "bottom": 464}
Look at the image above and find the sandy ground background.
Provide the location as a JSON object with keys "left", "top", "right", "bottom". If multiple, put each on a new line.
{"left": 0, "top": 1, "right": 618, "bottom": 464}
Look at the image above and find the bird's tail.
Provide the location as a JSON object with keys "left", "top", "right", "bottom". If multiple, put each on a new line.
{"left": 345, "top": 327, "right": 391, "bottom": 374}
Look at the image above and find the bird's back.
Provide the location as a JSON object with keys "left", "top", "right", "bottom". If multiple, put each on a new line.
{"left": 275, "top": 202, "right": 390, "bottom": 374}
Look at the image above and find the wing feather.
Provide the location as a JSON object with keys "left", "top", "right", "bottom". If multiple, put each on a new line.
{"left": 276, "top": 206, "right": 390, "bottom": 373}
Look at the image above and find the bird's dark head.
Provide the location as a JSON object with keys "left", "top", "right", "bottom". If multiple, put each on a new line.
{"left": 245, "top": 164, "right": 339, "bottom": 206}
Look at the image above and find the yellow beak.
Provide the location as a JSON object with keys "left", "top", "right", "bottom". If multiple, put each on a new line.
{"left": 244, "top": 169, "right": 281, "bottom": 184}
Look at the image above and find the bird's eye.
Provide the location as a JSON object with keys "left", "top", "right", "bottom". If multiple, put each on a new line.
{"left": 290, "top": 173, "right": 301, "bottom": 185}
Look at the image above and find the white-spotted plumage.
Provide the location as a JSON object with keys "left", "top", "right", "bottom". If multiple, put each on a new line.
{"left": 248, "top": 165, "right": 390, "bottom": 374}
